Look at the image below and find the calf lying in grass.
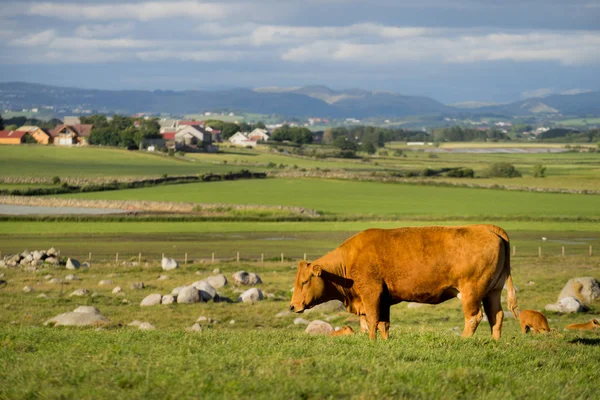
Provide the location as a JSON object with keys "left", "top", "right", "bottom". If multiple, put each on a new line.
{"left": 329, "top": 326, "right": 355, "bottom": 337}
{"left": 565, "top": 319, "right": 600, "bottom": 331}
{"left": 519, "top": 310, "right": 550, "bottom": 334}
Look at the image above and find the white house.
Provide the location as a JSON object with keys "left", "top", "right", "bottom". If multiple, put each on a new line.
{"left": 228, "top": 131, "right": 257, "bottom": 147}
{"left": 174, "top": 125, "right": 212, "bottom": 149}
{"left": 247, "top": 128, "right": 270, "bottom": 142}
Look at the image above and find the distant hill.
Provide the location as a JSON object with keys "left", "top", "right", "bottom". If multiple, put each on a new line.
{"left": 0, "top": 82, "right": 598, "bottom": 119}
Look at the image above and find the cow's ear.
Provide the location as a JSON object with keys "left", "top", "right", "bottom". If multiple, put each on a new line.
{"left": 312, "top": 264, "right": 322, "bottom": 277}
{"left": 299, "top": 261, "right": 309, "bottom": 269}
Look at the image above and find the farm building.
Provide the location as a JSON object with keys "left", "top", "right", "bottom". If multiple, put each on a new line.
{"left": 0, "top": 130, "right": 33, "bottom": 145}
{"left": 229, "top": 132, "right": 258, "bottom": 147}
{"left": 15, "top": 126, "right": 52, "bottom": 144}
{"left": 174, "top": 125, "right": 213, "bottom": 151}
{"left": 50, "top": 124, "right": 94, "bottom": 146}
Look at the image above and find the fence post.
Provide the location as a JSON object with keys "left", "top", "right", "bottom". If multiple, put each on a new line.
{"left": 590, "top": 245, "right": 593, "bottom": 256}
{"left": 115, "top": 253, "right": 119, "bottom": 264}
{"left": 237, "top": 251, "right": 240, "bottom": 262}
{"left": 261, "top": 253, "right": 264, "bottom": 264}
{"left": 212, "top": 252, "right": 215, "bottom": 263}
{"left": 281, "top": 253, "right": 284, "bottom": 263}
{"left": 185, "top": 253, "right": 188, "bottom": 265}
{"left": 138, "top": 252, "right": 141, "bottom": 265}
{"left": 88, "top": 252, "right": 92, "bottom": 261}
{"left": 562, "top": 246, "right": 565, "bottom": 257}
{"left": 304, "top": 253, "right": 307, "bottom": 261}
{"left": 512, "top": 246, "right": 515, "bottom": 257}
{"left": 538, "top": 247, "right": 542, "bottom": 257}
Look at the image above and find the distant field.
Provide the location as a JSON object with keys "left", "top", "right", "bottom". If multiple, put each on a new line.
{"left": 58, "top": 178, "right": 600, "bottom": 220}
{"left": 555, "top": 117, "right": 600, "bottom": 127}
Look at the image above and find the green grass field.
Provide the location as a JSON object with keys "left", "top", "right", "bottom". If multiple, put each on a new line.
{"left": 1, "top": 257, "right": 599, "bottom": 399}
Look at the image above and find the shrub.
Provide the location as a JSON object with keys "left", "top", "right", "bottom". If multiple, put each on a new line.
{"left": 394, "top": 149, "right": 404, "bottom": 156}
{"left": 485, "top": 163, "right": 521, "bottom": 178}
{"left": 446, "top": 168, "right": 475, "bottom": 178}
{"left": 52, "top": 176, "right": 61, "bottom": 185}
{"left": 168, "top": 148, "right": 175, "bottom": 157}
{"left": 533, "top": 164, "right": 546, "bottom": 178}
{"left": 420, "top": 168, "right": 435, "bottom": 177}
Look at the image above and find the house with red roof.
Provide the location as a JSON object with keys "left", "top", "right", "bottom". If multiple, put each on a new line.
{"left": 51, "top": 124, "right": 94, "bottom": 146}
{"left": 0, "top": 130, "right": 31, "bottom": 145}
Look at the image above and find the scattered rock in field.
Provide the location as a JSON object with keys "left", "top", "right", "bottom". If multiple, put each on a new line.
{"left": 161, "top": 257, "right": 179, "bottom": 271}
{"left": 527, "top": 281, "right": 535, "bottom": 286}
{"left": 65, "top": 274, "right": 79, "bottom": 281}
{"left": 81, "top": 262, "right": 91, "bottom": 268}
{"left": 157, "top": 275, "right": 169, "bottom": 281}
{"left": 98, "top": 279, "right": 114, "bottom": 286}
{"left": 305, "top": 320, "right": 334, "bottom": 335}
{"left": 229, "top": 320, "right": 235, "bottom": 325}
{"left": 192, "top": 281, "right": 217, "bottom": 301}
{"left": 0, "top": 260, "right": 6, "bottom": 268}
{"left": 130, "top": 282, "right": 145, "bottom": 290}
{"left": 32, "top": 251, "right": 44, "bottom": 261}
{"left": 23, "top": 286, "right": 34, "bottom": 293}
{"left": 161, "top": 294, "right": 176, "bottom": 305}
{"left": 140, "top": 293, "right": 162, "bottom": 306}
{"left": 187, "top": 323, "right": 203, "bottom": 332}
{"left": 36, "top": 293, "right": 48, "bottom": 299}
{"left": 205, "top": 274, "right": 227, "bottom": 289}
{"left": 66, "top": 258, "right": 80, "bottom": 270}
{"left": 112, "top": 286, "right": 123, "bottom": 294}
{"left": 121, "top": 299, "right": 129, "bottom": 304}
{"left": 212, "top": 268, "right": 221, "bottom": 275}
{"left": 73, "top": 306, "right": 102, "bottom": 315}
{"left": 44, "top": 257, "right": 59, "bottom": 265}
{"left": 304, "top": 300, "right": 345, "bottom": 315}
{"left": 294, "top": 318, "right": 310, "bottom": 325}
{"left": 171, "top": 286, "right": 185, "bottom": 296}
{"left": 197, "top": 316, "right": 212, "bottom": 323}
{"left": 238, "top": 288, "right": 264, "bottom": 304}
{"left": 276, "top": 310, "right": 293, "bottom": 318}
{"left": 49, "top": 278, "right": 65, "bottom": 284}
{"left": 128, "top": 320, "right": 142, "bottom": 327}
{"left": 45, "top": 309, "right": 109, "bottom": 327}
{"left": 177, "top": 286, "right": 200, "bottom": 304}
{"left": 545, "top": 296, "right": 589, "bottom": 313}
{"left": 138, "top": 322, "right": 156, "bottom": 331}
{"left": 69, "top": 288, "right": 89, "bottom": 297}
{"left": 47, "top": 247, "right": 59, "bottom": 257}
{"left": 232, "top": 271, "right": 262, "bottom": 285}
{"left": 558, "top": 277, "right": 600, "bottom": 305}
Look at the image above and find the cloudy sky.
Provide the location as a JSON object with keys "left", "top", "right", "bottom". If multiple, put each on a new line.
{"left": 1, "top": 0, "right": 599, "bottom": 103}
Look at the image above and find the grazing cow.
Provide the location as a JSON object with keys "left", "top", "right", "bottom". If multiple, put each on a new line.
{"left": 290, "top": 224, "right": 518, "bottom": 340}
{"left": 519, "top": 310, "right": 550, "bottom": 334}
{"left": 329, "top": 326, "right": 355, "bottom": 337}
{"left": 565, "top": 319, "right": 600, "bottom": 331}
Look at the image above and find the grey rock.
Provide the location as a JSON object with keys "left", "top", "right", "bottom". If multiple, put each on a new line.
{"left": 47, "top": 247, "right": 59, "bottom": 257}
{"left": 205, "top": 274, "right": 227, "bottom": 289}
{"left": 197, "top": 316, "right": 213, "bottom": 323}
{"left": 128, "top": 320, "right": 143, "bottom": 327}
{"left": 232, "top": 271, "right": 262, "bottom": 285}
{"left": 49, "top": 278, "right": 65, "bottom": 284}
{"left": 294, "top": 318, "right": 310, "bottom": 325}
{"left": 32, "top": 251, "right": 44, "bottom": 261}
{"left": 65, "top": 274, "right": 79, "bottom": 281}
{"left": 138, "top": 322, "right": 156, "bottom": 331}
{"left": 558, "top": 277, "right": 600, "bottom": 305}
{"left": 140, "top": 293, "right": 162, "bottom": 306}
{"left": 36, "top": 293, "right": 48, "bottom": 299}
{"left": 112, "top": 286, "right": 123, "bottom": 294}
{"left": 98, "top": 280, "right": 114, "bottom": 286}
{"left": 161, "top": 294, "right": 176, "bottom": 305}
{"left": 212, "top": 268, "right": 221, "bottom": 275}
{"left": 0, "top": 260, "right": 6, "bottom": 268}
{"left": 23, "top": 285, "right": 34, "bottom": 293}
{"left": 45, "top": 311, "right": 109, "bottom": 327}
{"left": 22, "top": 254, "right": 34, "bottom": 263}
{"left": 545, "top": 296, "right": 589, "bottom": 313}
{"left": 304, "top": 300, "right": 346, "bottom": 315}
{"left": 192, "top": 281, "right": 217, "bottom": 301}
{"left": 187, "top": 323, "right": 203, "bottom": 332}
{"left": 157, "top": 275, "right": 169, "bottom": 281}
{"left": 130, "top": 282, "right": 145, "bottom": 290}
{"left": 81, "top": 262, "right": 91, "bottom": 268}
{"left": 44, "top": 274, "right": 53, "bottom": 280}
{"left": 276, "top": 310, "right": 293, "bottom": 318}
{"left": 44, "top": 257, "right": 59, "bottom": 265}
{"left": 177, "top": 286, "right": 200, "bottom": 304}
{"left": 161, "top": 257, "right": 179, "bottom": 271}
{"left": 229, "top": 320, "right": 235, "bottom": 325}
{"left": 238, "top": 288, "right": 264, "bottom": 304}
{"left": 305, "top": 320, "right": 334, "bottom": 335}
{"left": 73, "top": 306, "right": 102, "bottom": 315}
{"left": 69, "top": 288, "right": 89, "bottom": 297}
{"left": 66, "top": 258, "right": 80, "bottom": 270}
{"left": 171, "top": 286, "right": 186, "bottom": 296}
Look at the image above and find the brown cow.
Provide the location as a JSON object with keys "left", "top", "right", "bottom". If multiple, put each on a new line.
{"left": 329, "top": 326, "right": 355, "bottom": 337}
{"left": 565, "top": 319, "right": 600, "bottom": 331}
{"left": 290, "top": 224, "right": 518, "bottom": 340}
{"left": 518, "top": 309, "right": 550, "bottom": 334}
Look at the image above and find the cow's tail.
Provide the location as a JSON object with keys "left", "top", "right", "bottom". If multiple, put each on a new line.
{"left": 487, "top": 225, "right": 519, "bottom": 319}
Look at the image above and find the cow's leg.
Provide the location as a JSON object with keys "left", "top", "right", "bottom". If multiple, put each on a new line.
{"left": 461, "top": 293, "right": 483, "bottom": 338}
{"left": 482, "top": 289, "right": 504, "bottom": 340}
{"left": 359, "top": 315, "right": 368, "bottom": 334}
{"left": 361, "top": 291, "right": 382, "bottom": 340}
{"left": 377, "top": 301, "right": 391, "bottom": 340}
{"left": 520, "top": 321, "right": 529, "bottom": 334}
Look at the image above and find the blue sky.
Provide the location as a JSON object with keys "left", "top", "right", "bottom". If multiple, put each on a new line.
{"left": 1, "top": 0, "right": 599, "bottom": 103}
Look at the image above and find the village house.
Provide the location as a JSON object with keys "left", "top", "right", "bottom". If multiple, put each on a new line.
{"left": 0, "top": 130, "right": 33, "bottom": 145}
{"left": 174, "top": 125, "right": 212, "bottom": 151}
{"left": 15, "top": 126, "right": 52, "bottom": 144}
{"left": 50, "top": 124, "right": 94, "bottom": 146}
{"left": 229, "top": 131, "right": 257, "bottom": 147}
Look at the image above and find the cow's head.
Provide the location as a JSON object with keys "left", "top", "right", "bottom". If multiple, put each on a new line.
{"left": 289, "top": 261, "right": 326, "bottom": 313}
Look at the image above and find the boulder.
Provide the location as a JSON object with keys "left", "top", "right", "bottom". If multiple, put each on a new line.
{"left": 49, "top": 278, "right": 65, "bottom": 284}
{"left": 140, "top": 293, "right": 162, "bottom": 306}
{"left": 0, "top": 260, "right": 6, "bottom": 268}
{"left": 545, "top": 296, "right": 589, "bottom": 313}
{"left": 205, "top": 274, "right": 227, "bottom": 289}
{"left": 304, "top": 300, "right": 346, "bottom": 315}
{"left": 44, "top": 257, "right": 59, "bottom": 265}
{"left": 294, "top": 318, "right": 310, "bottom": 325}
{"left": 112, "top": 286, "right": 123, "bottom": 294}
{"left": 128, "top": 320, "right": 143, "bottom": 327}
{"left": 36, "top": 293, "right": 48, "bottom": 299}
{"left": 81, "top": 262, "right": 91, "bottom": 268}
{"left": 66, "top": 258, "right": 80, "bottom": 270}
{"left": 138, "top": 322, "right": 156, "bottom": 331}
{"left": 21, "top": 254, "right": 34, "bottom": 264}
{"left": 192, "top": 281, "right": 217, "bottom": 301}
{"left": 305, "top": 320, "right": 334, "bottom": 335}
{"left": 161, "top": 257, "right": 179, "bottom": 271}
{"left": 98, "top": 279, "right": 114, "bottom": 286}
{"left": 69, "top": 288, "right": 89, "bottom": 297}
{"left": 171, "top": 286, "right": 186, "bottom": 296}
{"left": 187, "top": 323, "right": 203, "bottom": 332}
{"left": 65, "top": 274, "right": 79, "bottom": 281}
{"left": 32, "top": 251, "right": 44, "bottom": 261}
{"left": 161, "top": 294, "right": 176, "bottom": 305}
{"left": 23, "top": 286, "right": 35, "bottom": 293}
{"left": 73, "top": 306, "right": 102, "bottom": 315}
{"left": 232, "top": 271, "right": 262, "bottom": 285}
{"left": 130, "top": 282, "right": 145, "bottom": 290}
{"left": 45, "top": 311, "right": 109, "bottom": 327}
{"left": 557, "top": 277, "right": 600, "bottom": 305}
{"left": 157, "top": 275, "right": 169, "bottom": 281}
{"left": 47, "top": 247, "right": 59, "bottom": 257}
{"left": 212, "top": 268, "right": 221, "bottom": 275}
{"left": 238, "top": 288, "right": 264, "bottom": 304}
{"left": 177, "top": 286, "right": 200, "bottom": 304}
{"left": 44, "top": 274, "right": 53, "bottom": 280}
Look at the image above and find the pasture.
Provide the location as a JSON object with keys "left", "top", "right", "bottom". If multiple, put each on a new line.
{"left": 1, "top": 256, "right": 599, "bottom": 399}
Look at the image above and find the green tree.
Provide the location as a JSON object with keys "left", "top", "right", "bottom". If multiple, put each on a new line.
{"left": 486, "top": 163, "right": 522, "bottom": 178}
{"left": 80, "top": 114, "right": 109, "bottom": 129}
{"left": 533, "top": 164, "right": 546, "bottom": 178}
{"left": 89, "top": 127, "right": 120, "bottom": 146}
{"left": 119, "top": 126, "right": 138, "bottom": 149}
{"left": 238, "top": 122, "right": 251, "bottom": 132}
{"left": 333, "top": 136, "right": 358, "bottom": 151}
{"left": 362, "top": 141, "right": 377, "bottom": 154}
{"left": 255, "top": 121, "right": 266, "bottom": 129}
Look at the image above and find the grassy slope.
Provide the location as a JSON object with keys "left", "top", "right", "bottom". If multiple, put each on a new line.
{"left": 58, "top": 178, "right": 600, "bottom": 219}
{"left": 1, "top": 258, "right": 599, "bottom": 399}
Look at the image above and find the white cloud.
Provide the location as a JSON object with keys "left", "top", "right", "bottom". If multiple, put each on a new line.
{"left": 520, "top": 88, "right": 554, "bottom": 99}
{"left": 560, "top": 88, "right": 592, "bottom": 95}
{"left": 135, "top": 49, "right": 245, "bottom": 62}
{"left": 26, "top": 1, "right": 239, "bottom": 21}
{"left": 75, "top": 23, "right": 135, "bottom": 38}
{"left": 10, "top": 29, "right": 56, "bottom": 46}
